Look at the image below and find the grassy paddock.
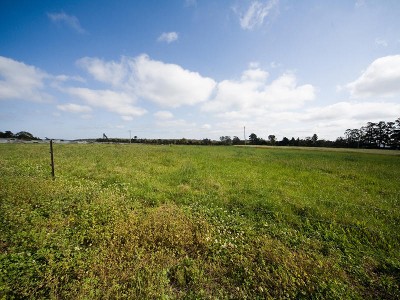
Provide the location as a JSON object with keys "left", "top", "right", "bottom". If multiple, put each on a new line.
{"left": 0, "top": 143, "right": 399, "bottom": 299}
{"left": 239, "top": 145, "right": 400, "bottom": 156}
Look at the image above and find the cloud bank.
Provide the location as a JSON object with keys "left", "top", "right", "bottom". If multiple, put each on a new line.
{"left": 346, "top": 55, "right": 400, "bottom": 98}
{"left": 77, "top": 54, "right": 216, "bottom": 108}
{"left": 1, "top": 54, "right": 398, "bottom": 140}
{"left": 0, "top": 56, "right": 51, "bottom": 102}
{"left": 202, "top": 68, "right": 315, "bottom": 114}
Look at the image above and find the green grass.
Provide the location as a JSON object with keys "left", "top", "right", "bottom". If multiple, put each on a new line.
{"left": 1, "top": 143, "right": 399, "bottom": 299}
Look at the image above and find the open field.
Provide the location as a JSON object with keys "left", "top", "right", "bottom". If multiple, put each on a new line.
{"left": 1, "top": 144, "right": 399, "bottom": 299}
{"left": 238, "top": 145, "right": 400, "bottom": 156}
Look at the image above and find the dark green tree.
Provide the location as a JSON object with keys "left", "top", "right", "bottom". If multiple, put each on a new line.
{"left": 249, "top": 133, "right": 259, "bottom": 144}
{"left": 279, "top": 137, "right": 290, "bottom": 146}
{"left": 268, "top": 135, "right": 276, "bottom": 145}
{"left": 311, "top": 134, "right": 318, "bottom": 144}
{"left": 232, "top": 136, "right": 241, "bottom": 145}
{"left": 15, "top": 131, "right": 35, "bottom": 140}
{"left": 0, "top": 131, "right": 14, "bottom": 138}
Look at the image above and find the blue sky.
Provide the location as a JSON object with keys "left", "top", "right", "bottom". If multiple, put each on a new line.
{"left": 1, "top": 0, "right": 400, "bottom": 140}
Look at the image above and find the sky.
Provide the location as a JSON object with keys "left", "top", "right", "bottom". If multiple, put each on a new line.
{"left": 1, "top": 0, "right": 400, "bottom": 141}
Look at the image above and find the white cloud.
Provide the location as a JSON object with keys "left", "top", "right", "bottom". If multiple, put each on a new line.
{"left": 300, "top": 101, "right": 400, "bottom": 122}
{"left": 213, "top": 101, "right": 400, "bottom": 140}
{"left": 157, "top": 32, "right": 179, "bottom": 43}
{"left": 54, "top": 74, "right": 85, "bottom": 83}
{"left": 241, "top": 68, "right": 269, "bottom": 82}
{"left": 202, "top": 67, "right": 315, "bottom": 113}
{"left": 296, "top": 101, "right": 400, "bottom": 139}
{"left": 201, "top": 124, "right": 211, "bottom": 129}
{"left": 0, "top": 56, "right": 51, "bottom": 102}
{"left": 77, "top": 57, "right": 126, "bottom": 86}
{"left": 346, "top": 55, "right": 400, "bottom": 98}
{"left": 57, "top": 103, "right": 92, "bottom": 113}
{"left": 77, "top": 54, "right": 216, "bottom": 108}
{"left": 66, "top": 87, "right": 146, "bottom": 119}
{"left": 47, "top": 12, "right": 86, "bottom": 34}
{"left": 133, "top": 55, "right": 216, "bottom": 107}
{"left": 239, "top": 0, "right": 279, "bottom": 30}
{"left": 154, "top": 110, "right": 174, "bottom": 119}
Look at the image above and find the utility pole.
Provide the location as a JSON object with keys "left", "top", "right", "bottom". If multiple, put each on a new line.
{"left": 129, "top": 130, "right": 131, "bottom": 143}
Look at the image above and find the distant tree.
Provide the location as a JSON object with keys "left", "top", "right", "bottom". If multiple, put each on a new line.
{"left": 249, "top": 133, "right": 259, "bottom": 145}
{"left": 376, "top": 121, "right": 388, "bottom": 147}
{"left": 202, "top": 138, "right": 212, "bottom": 145}
{"left": 268, "top": 135, "right": 276, "bottom": 145}
{"left": 220, "top": 136, "right": 232, "bottom": 145}
{"left": 279, "top": 137, "right": 290, "bottom": 146}
{"left": 232, "top": 136, "right": 241, "bottom": 145}
{"left": 392, "top": 118, "right": 400, "bottom": 149}
{"left": 15, "top": 131, "right": 36, "bottom": 140}
{"left": 311, "top": 134, "right": 318, "bottom": 146}
{"left": 304, "top": 137, "right": 313, "bottom": 147}
{"left": 0, "top": 131, "right": 14, "bottom": 138}
{"left": 344, "top": 129, "right": 361, "bottom": 148}
{"left": 334, "top": 137, "right": 346, "bottom": 148}
{"left": 364, "top": 122, "right": 377, "bottom": 148}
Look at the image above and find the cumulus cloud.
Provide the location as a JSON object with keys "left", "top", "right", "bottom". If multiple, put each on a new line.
{"left": 47, "top": 12, "right": 86, "bottom": 34}
{"left": 300, "top": 101, "right": 400, "bottom": 122}
{"left": 77, "top": 57, "right": 127, "bottom": 86}
{"left": 57, "top": 103, "right": 92, "bottom": 113}
{"left": 239, "top": 0, "right": 279, "bottom": 30}
{"left": 346, "top": 55, "right": 400, "bottom": 98}
{"left": 66, "top": 87, "right": 146, "bottom": 120}
{"left": 0, "top": 56, "right": 51, "bottom": 102}
{"left": 213, "top": 100, "right": 400, "bottom": 140}
{"left": 133, "top": 55, "right": 216, "bottom": 107}
{"left": 78, "top": 54, "right": 216, "bottom": 108}
{"left": 202, "top": 67, "right": 315, "bottom": 113}
{"left": 157, "top": 32, "right": 179, "bottom": 43}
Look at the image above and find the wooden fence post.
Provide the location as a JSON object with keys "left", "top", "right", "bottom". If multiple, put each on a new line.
{"left": 50, "top": 140, "right": 55, "bottom": 179}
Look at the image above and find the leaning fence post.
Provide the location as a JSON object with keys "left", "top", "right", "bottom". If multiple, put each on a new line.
{"left": 50, "top": 139, "right": 55, "bottom": 179}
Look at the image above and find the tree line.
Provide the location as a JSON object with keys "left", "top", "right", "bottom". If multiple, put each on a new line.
{"left": 0, "top": 131, "right": 40, "bottom": 140}
{"left": 2, "top": 117, "right": 399, "bottom": 149}
{"left": 241, "top": 117, "right": 400, "bottom": 149}
{"left": 341, "top": 118, "right": 400, "bottom": 149}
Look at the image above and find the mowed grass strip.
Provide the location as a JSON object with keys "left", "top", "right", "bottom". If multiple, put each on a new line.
{"left": 0, "top": 143, "right": 399, "bottom": 299}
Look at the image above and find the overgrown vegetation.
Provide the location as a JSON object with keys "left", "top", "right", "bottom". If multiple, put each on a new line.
{"left": 1, "top": 144, "right": 399, "bottom": 299}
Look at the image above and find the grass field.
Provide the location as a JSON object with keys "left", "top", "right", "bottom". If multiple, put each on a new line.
{"left": 1, "top": 143, "right": 399, "bottom": 299}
